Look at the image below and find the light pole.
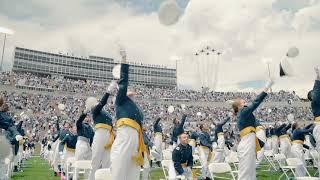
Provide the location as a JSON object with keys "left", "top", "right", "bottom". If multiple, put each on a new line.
{"left": 1, "top": 34, "right": 7, "bottom": 71}
{"left": 170, "top": 56, "right": 181, "bottom": 89}
{"left": 0, "top": 27, "right": 14, "bottom": 72}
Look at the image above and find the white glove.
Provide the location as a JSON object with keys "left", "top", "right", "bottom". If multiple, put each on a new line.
{"left": 265, "top": 79, "right": 274, "bottom": 90}
{"left": 15, "top": 135, "right": 23, "bottom": 141}
{"left": 227, "top": 112, "right": 233, "bottom": 118}
{"left": 120, "top": 48, "right": 126, "bottom": 58}
{"left": 107, "top": 80, "right": 119, "bottom": 94}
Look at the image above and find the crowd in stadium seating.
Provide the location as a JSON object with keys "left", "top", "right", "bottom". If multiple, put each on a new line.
{"left": 0, "top": 72, "right": 301, "bottom": 102}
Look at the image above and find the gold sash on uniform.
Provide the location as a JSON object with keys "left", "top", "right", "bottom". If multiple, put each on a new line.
{"left": 200, "top": 145, "right": 212, "bottom": 161}
{"left": 292, "top": 140, "right": 303, "bottom": 144}
{"left": 218, "top": 132, "right": 224, "bottom": 136}
{"left": 255, "top": 126, "right": 264, "bottom": 132}
{"left": 95, "top": 123, "right": 115, "bottom": 149}
{"left": 116, "top": 118, "right": 146, "bottom": 166}
{"left": 315, "top": 116, "right": 320, "bottom": 122}
{"left": 279, "top": 134, "right": 289, "bottom": 139}
{"left": 240, "top": 126, "right": 262, "bottom": 152}
{"left": 64, "top": 144, "right": 75, "bottom": 152}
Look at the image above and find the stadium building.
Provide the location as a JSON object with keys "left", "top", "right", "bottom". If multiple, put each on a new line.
{"left": 12, "top": 47, "right": 176, "bottom": 87}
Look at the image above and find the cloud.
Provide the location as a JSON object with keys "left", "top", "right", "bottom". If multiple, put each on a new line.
{"left": 0, "top": 0, "right": 319, "bottom": 94}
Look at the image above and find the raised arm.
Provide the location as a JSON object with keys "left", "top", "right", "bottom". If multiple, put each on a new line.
{"left": 56, "top": 118, "right": 60, "bottom": 132}
{"left": 180, "top": 114, "right": 187, "bottom": 127}
{"left": 284, "top": 123, "right": 292, "bottom": 132}
{"left": 312, "top": 68, "right": 320, "bottom": 106}
{"left": 154, "top": 118, "right": 161, "bottom": 127}
{"left": 17, "top": 121, "right": 23, "bottom": 130}
{"left": 303, "top": 123, "right": 314, "bottom": 130}
{"left": 220, "top": 117, "right": 230, "bottom": 126}
{"left": 241, "top": 92, "right": 268, "bottom": 114}
{"left": 115, "top": 64, "right": 129, "bottom": 105}
{"left": 76, "top": 112, "right": 87, "bottom": 130}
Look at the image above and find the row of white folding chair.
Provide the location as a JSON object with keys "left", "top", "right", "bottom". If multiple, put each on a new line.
{"left": 95, "top": 168, "right": 112, "bottom": 180}
{"left": 161, "top": 160, "right": 186, "bottom": 180}
{"left": 310, "top": 149, "right": 320, "bottom": 176}
{"left": 66, "top": 157, "right": 75, "bottom": 180}
{"left": 73, "top": 160, "right": 92, "bottom": 180}
{"left": 225, "top": 151, "right": 239, "bottom": 171}
{"left": 264, "top": 150, "right": 278, "bottom": 171}
{"left": 208, "top": 162, "right": 237, "bottom": 180}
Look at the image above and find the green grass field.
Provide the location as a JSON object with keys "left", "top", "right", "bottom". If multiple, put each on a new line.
{"left": 11, "top": 154, "right": 317, "bottom": 180}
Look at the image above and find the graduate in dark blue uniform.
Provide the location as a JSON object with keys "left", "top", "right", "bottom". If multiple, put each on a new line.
{"left": 87, "top": 81, "right": 117, "bottom": 180}
{"left": 172, "top": 114, "right": 187, "bottom": 145}
{"left": 291, "top": 122, "right": 314, "bottom": 176}
{"left": 75, "top": 112, "right": 94, "bottom": 163}
{"left": 171, "top": 133, "right": 193, "bottom": 179}
{"left": 232, "top": 79, "right": 273, "bottom": 180}
{"left": 60, "top": 125, "right": 77, "bottom": 176}
{"left": 153, "top": 117, "right": 163, "bottom": 165}
{"left": 142, "top": 128, "right": 153, "bottom": 180}
{"left": 0, "top": 102, "right": 22, "bottom": 141}
{"left": 309, "top": 67, "right": 320, "bottom": 151}
{"left": 111, "top": 48, "right": 145, "bottom": 180}
{"left": 198, "top": 124, "right": 213, "bottom": 179}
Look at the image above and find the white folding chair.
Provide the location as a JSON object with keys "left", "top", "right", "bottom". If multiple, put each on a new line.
{"left": 310, "top": 149, "right": 320, "bottom": 176}
{"left": 66, "top": 157, "right": 75, "bottom": 180}
{"left": 163, "top": 150, "right": 172, "bottom": 160}
{"left": 296, "top": 177, "right": 320, "bottom": 180}
{"left": 73, "top": 160, "right": 92, "bottom": 180}
{"left": 225, "top": 152, "right": 239, "bottom": 170}
{"left": 286, "top": 158, "right": 311, "bottom": 178}
{"left": 208, "top": 162, "right": 236, "bottom": 180}
{"left": 161, "top": 160, "right": 185, "bottom": 180}
{"left": 274, "top": 154, "right": 292, "bottom": 179}
{"left": 95, "top": 168, "right": 112, "bottom": 180}
{"left": 264, "top": 150, "right": 277, "bottom": 171}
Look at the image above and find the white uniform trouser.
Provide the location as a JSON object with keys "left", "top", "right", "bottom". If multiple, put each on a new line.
{"left": 238, "top": 132, "right": 256, "bottom": 180}
{"left": 199, "top": 146, "right": 211, "bottom": 178}
{"left": 75, "top": 138, "right": 92, "bottom": 161}
{"left": 74, "top": 138, "right": 92, "bottom": 180}
{"left": 213, "top": 134, "right": 225, "bottom": 163}
{"left": 271, "top": 136, "right": 279, "bottom": 154}
{"left": 304, "top": 135, "right": 313, "bottom": 159}
{"left": 256, "top": 129, "right": 266, "bottom": 164}
{"left": 291, "top": 143, "right": 306, "bottom": 177}
{"left": 265, "top": 138, "right": 272, "bottom": 150}
{"left": 168, "top": 161, "right": 193, "bottom": 180}
{"left": 89, "top": 128, "right": 111, "bottom": 180}
{"left": 111, "top": 125, "right": 139, "bottom": 180}
{"left": 154, "top": 133, "right": 163, "bottom": 162}
{"left": 313, "top": 123, "right": 320, "bottom": 176}
{"left": 62, "top": 149, "right": 75, "bottom": 174}
{"left": 52, "top": 140, "right": 61, "bottom": 172}
{"left": 142, "top": 153, "right": 150, "bottom": 180}
{"left": 279, "top": 136, "right": 291, "bottom": 158}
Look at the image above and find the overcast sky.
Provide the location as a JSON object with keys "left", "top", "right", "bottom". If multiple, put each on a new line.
{"left": 0, "top": 0, "right": 320, "bottom": 96}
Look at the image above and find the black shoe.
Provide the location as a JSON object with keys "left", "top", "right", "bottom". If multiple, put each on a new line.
{"left": 156, "top": 161, "right": 161, "bottom": 167}
{"left": 54, "top": 172, "right": 57, "bottom": 176}
{"left": 205, "top": 177, "right": 212, "bottom": 180}
{"left": 14, "top": 166, "right": 18, "bottom": 172}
